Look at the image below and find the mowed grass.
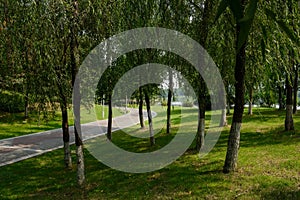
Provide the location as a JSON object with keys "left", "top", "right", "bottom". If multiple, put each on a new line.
{"left": 0, "top": 107, "right": 299, "bottom": 199}
{"left": 0, "top": 105, "right": 124, "bottom": 139}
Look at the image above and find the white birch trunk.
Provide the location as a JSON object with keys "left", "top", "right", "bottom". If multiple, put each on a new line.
{"left": 196, "top": 118, "right": 205, "bottom": 151}
{"left": 219, "top": 108, "right": 227, "bottom": 127}
{"left": 223, "top": 122, "right": 241, "bottom": 173}
{"left": 64, "top": 142, "right": 72, "bottom": 168}
{"left": 76, "top": 145, "right": 85, "bottom": 186}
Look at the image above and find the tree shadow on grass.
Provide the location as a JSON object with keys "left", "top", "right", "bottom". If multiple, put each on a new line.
{"left": 240, "top": 124, "right": 300, "bottom": 148}
{"left": 260, "top": 188, "right": 300, "bottom": 200}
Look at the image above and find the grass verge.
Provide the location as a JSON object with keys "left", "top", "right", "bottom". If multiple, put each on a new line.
{"left": 0, "top": 107, "right": 299, "bottom": 199}
{"left": 0, "top": 105, "right": 124, "bottom": 139}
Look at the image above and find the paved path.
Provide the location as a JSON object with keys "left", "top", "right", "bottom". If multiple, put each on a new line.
{"left": 0, "top": 108, "right": 154, "bottom": 167}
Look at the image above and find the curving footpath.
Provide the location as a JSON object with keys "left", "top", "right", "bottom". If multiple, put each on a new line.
{"left": 0, "top": 108, "right": 155, "bottom": 167}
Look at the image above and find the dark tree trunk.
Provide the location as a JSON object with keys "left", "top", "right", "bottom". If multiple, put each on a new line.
{"left": 70, "top": 0, "right": 84, "bottom": 186}
{"left": 227, "top": 101, "right": 231, "bottom": 115}
{"left": 293, "top": 65, "right": 298, "bottom": 114}
{"left": 285, "top": 74, "right": 294, "bottom": 131}
{"left": 223, "top": 10, "right": 247, "bottom": 173}
{"left": 56, "top": 38, "right": 72, "bottom": 169}
{"left": 248, "top": 87, "right": 253, "bottom": 115}
{"left": 61, "top": 101, "right": 72, "bottom": 168}
{"left": 166, "top": 69, "right": 173, "bottom": 134}
{"left": 220, "top": 89, "right": 227, "bottom": 127}
{"left": 138, "top": 87, "right": 144, "bottom": 128}
{"left": 285, "top": 0, "right": 295, "bottom": 131}
{"left": 107, "top": 96, "right": 112, "bottom": 141}
{"left": 145, "top": 90, "right": 155, "bottom": 146}
{"left": 226, "top": 85, "right": 231, "bottom": 114}
{"left": 196, "top": 96, "right": 205, "bottom": 151}
{"left": 24, "top": 91, "right": 29, "bottom": 119}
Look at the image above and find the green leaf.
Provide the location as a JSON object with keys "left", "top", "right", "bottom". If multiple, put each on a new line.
{"left": 276, "top": 20, "right": 300, "bottom": 46}
{"left": 265, "top": 8, "right": 300, "bottom": 47}
{"left": 214, "top": 0, "right": 229, "bottom": 23}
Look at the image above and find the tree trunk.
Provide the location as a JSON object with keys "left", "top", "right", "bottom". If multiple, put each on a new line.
{"left": 107, "top": 96, "right": 112, "bottom": 141}
{"left": 293, "top": 65, "right": 298, "bottom": 114}
{"left": 220, "top": 108, "right": 227, "bottom": 127}
{"left": 248, "top": 87, "right": 253, "bottom": 115}
{"left": 76, "top": 144, "right": 85, "bottom": 186}
{"left": 226, "top": 85, "right": 231, "bottom": 115}
{"left": 220, "top": 90, "right": 227, "bottom": 127}
{"left": 71, "top": 0, "right": 84, "bottom": 186}
{"left": 138, "top": 87, "right": 144, "bottom": 128}
{"left": 227, "top": 100, "right": 231, "bottom": 115}
{"left": 166, "top": 69, "right": 173, "bottom": 134}
{"left": 61, "top": 102, "right": 72, "bottom": 168}
{"left": 223, "top": 11, "right": 247, "bottom": 173}
{"left": 73, "top": 80, "right": 85, "bottom": 186}
{"left": 223, "top": 122, "right": 241, "bottom": 173}
{"left": 196, "top": 98, "right": 205, "bottom": 151}
{"left": 285, "top": 75, "right": 294, "bottom": 131}
{"left": 145, "top": 91, "right": 155, "bottom": 146}
{"left": 24, "top": 91, "right": 29, "bottom": 119}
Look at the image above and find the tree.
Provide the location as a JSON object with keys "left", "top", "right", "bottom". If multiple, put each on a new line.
{"left": 216, "top": 0, "right": 258, "bottom": 173}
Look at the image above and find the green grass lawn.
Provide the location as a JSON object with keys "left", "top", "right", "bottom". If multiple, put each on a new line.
{"left": 0, "top": 107, "right": 299, "bottom": 199}
{"left": 0, "top": 105, "right": 124, "bottom": 139}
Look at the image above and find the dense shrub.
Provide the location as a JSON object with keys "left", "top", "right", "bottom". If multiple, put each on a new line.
{"left": 0, "top": 91, "right": 25, "bottom": 113}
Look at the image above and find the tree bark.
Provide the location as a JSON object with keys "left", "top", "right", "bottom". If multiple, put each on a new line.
{"left": 76, "top": 144, "right": 85, "bottom": 186}
{"left": 226, "top": 85, "right": 231, "bottom": 114}
{"left": 166, "top": 69, "right": 173, "bottom": 134}
{"left": 145, "top": 90, "right": 155, "bottom": 146}
{"left": 220, "top": 108, "right": 227, "bottom": 127}
{"left": 248, "top": 87, "right": 253, "bottom": 115}
{"left": 223, "top": 122, "right": 241, "bottom": 173}
{"left": 220, "top": 90, "right": 227, "bottom": 127}
{"left": 24, "top": 91, "right": 29, "bottom": 119}
{"left": 138, "top": 87, "right": 144, "bottom": 128}
{"left": 107, "top": 96, "right": 112, "bottom": 141}
{"left": 285, "top": 75, "right": 294, "bottom": 131}
{"left": 61, "top": 102, "right": 72, "bottom": 168}
{"left": 293, "top": 65, "right": 298, "bottom": 114}
{"left": 227, "top": 101, "right": 231, "bottom": 115}
{"left": 223, "top": 7, "right": 247, "bottom": 173}
{"left": 196, "top": 98, "right": 205, "bottom": 151}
